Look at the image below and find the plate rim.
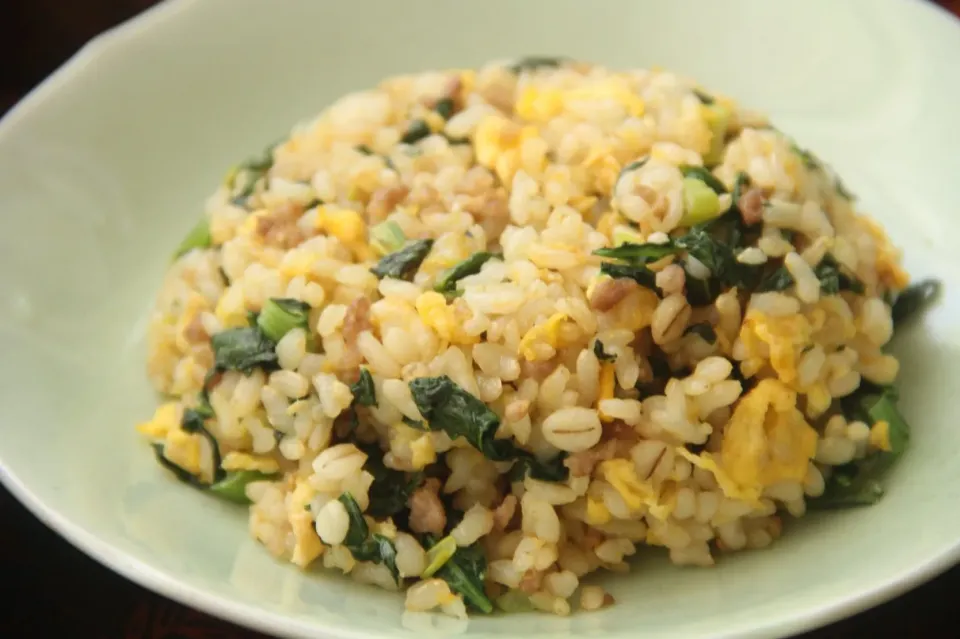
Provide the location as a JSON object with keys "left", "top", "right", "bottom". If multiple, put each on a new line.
{"left": 1, "top": 0, "right": 959, "bottom": 637}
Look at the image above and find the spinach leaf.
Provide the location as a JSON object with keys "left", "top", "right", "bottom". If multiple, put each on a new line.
{"left": 434, "top": 97, "right": 456, "bottom": 120}
{"left": 174, "top": 219, "right": 212, "bottom": 259}
{"left": 338, "top": 492, "right": 401, "bottom": 584}
{"left": 755, "top": 265, "right": 793, "bottom": 292}
{"left": 210, "top": 327, "right": 278, "bottom": 374}
{"left": 339, "top": 492, "right": 369, "bottom": 546}
{"left": 371, "top": 239, "right": 434, "bottom": 281}
{"left": 693, "top": 89, "right": 715, "bottom": 105}
{"left": 355, "top": 144, "right": 375, "bottom": 156}
{"left": 231, "top": 145, "right": 276, "bottom": 201}
{"left": 434, "top": 252, "right": 499, "bottom": 295}
{"left": 616, "top": 157, "right": 649, "bottom": 183}
{"left": 352, "top": 534, "right": 401, "bottom": 584}
{"left": 257, "top": 298, "right": 311, "bottom": 343}
{"left": 594, "top": 242, "right": 677, "bottom": 264}
{"left": 593, "top": 340, "right": 616, "bottom": 362}
{"left": 181, "top": 407, "right": 225, "bottom": 482}
{"left": 209, "top": 470, "right": 279, "bottom": 504}
{"left": 151, "top": 443, "right": 205, "bottom": 488}
{"left": 813, "top": 386, "right": 909, "bottom": 509}
{"left": 790, "top": 142, "right": 820, "bottom": 170}
{"left": 409, "top": 375, "right": 507, "bottom": 456}
{"left": 424, "top": 535, "right": 493, "bottom": 613}
{"left": 401, "top": 120, "right": 432, "bottom": 145}
{"left": 891, "top": 278, "right": 942, "bottom": 328}
{"left": 684, "top": 322, "right": 717, "bottom": 344}
{"left": 815, "top": 255, "right": 865, "bottom": 295}
{"left": 679, "top": 165, "right": 727, "bottom": 194}
{"left": 409, "top": 375, "right": 568, "bottom": 482}
{"left": 756, "top": 255, "right": 865, "bottom": 295}
{"left": 599, "top": 262, "right": 658, "bottom": 291}
{"left": 349, "top": 367, "right": 377, "bottom": 407}
{"left": 507, "top": 56, "right": 567, "bottom": 74}
{"left": 359, "top": 443, "right": 424, "bottom": 519}
{"left": 507, "top": 453, "right": 568, "bottom": 484}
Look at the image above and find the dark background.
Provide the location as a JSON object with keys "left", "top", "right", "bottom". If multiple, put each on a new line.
{"left": 2, "top": 1, "right": 959, "bottom": 637}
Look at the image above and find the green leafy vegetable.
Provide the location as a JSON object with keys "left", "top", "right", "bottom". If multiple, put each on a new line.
{"left": 507, "top": 56, "right": 567, "bottom": 74}
{"left": 616, "top": 157, "right": 649, "bottom": 184}
{"left": 355, "top": 144, "right": 375, "bottom": 156}
{"left": 180, "top": 407, "right": 225, "bottom": 482}
{"left": 371, "top": 239, "right": 434, "bottom": 281}
{"left": 370, "top": 220, "right": 407, "bottom": 255}
{"left": 594, "top": 242, "right": 677, "bottom": 264}
{"left": 434, "top": 97, "right": 456, "bottom": 120}
{"left": 679, "top": 165, "right": 727, "bottom": 194}
{"left": 593, "top": 340, "right": 616, "bottom": 362}
{"left": 434, "top": 252, "right": 500, "bottom": 295}
{"left": 692, "top": 89, "right": 714, "bottom": 105}
{"left": 599, "top": 262, "right": 658, "bottom": 290}
{"left": 891, "top": 278, "right": 942, "bottom": 328}
{"left": 813, "top": 385, "right": 909, "bottom": 509}
{"left": 424, "top": 535, "right": 493, "bottom": 613}
{"left": 210, "top": 327, "right": 278, "bottom": 374}
{"left": 401, "top": 120, "right": 432, "bottom": 145}
{"left": 756, "top": 255, "right": 865, "bottom": 295}
{"left": 507, "top": 453, "right": 568, "bottom": 483}
{"left": 755, "top": 266, "right": 793, "bottom": 292}
{"left": 230, "top": 145, "right": 276, "bottom": 202}
{"left": 339, "top": 492, "right": 370, "bottom": 546}
{"left": 834, "top": 176, "right": 856, "bottom": 200}
{"left": 257, "top": 298, "right": 310, "bottom": 343}
{"left": 338, "top": 492, "right": 401, "bottom": 584}
{"left": 409, "top": 375, "right": 568, "bottom": 482}
{"left": 151, "top": 443, "right": 205, "bottom": 488}
{"left": 174, "top": 219, "right": 212, "bottom": 259}
{"left": 208, "top": 470, "right": 279, "bottom": 504}
{"left": 349, "top": 367, "right": 377, "bottom": 407}
{"left": 684, "top": 322, "right": 717, "bottom": 344}
{"left": 790, "top": 142, "right": 820, "bottom": 170}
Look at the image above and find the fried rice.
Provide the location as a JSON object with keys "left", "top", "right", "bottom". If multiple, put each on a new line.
{"left": 136, "top": 57, "right": 936, "bottom": 617}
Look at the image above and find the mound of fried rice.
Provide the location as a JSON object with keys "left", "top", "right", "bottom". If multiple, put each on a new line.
{"left": 136, "top": 58, "right": 915, "bottom": 617}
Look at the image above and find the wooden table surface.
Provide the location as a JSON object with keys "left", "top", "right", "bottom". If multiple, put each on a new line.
{"left": 2, "top": 1, "right": 959, "bottom": 637}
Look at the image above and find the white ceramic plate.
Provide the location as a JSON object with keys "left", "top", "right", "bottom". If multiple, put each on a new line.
{"left": 1, "top": 1, "right": 959, "bottom": 637}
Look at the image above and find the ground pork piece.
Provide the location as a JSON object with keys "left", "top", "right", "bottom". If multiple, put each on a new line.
{"left": 408, "top": 478, "right": 446, "bottom": 536}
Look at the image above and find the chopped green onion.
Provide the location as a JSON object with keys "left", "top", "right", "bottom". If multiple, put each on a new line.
{"left": 370, "top": 220, "right": 407, "bottom": 256}
{"left": 422, "top": 534, "right": 458, "bottom": 578}
{"left": 496, "top": 590, "right": 535, "bottom": 613}
{"left": 679, "top": 178, "right": 722, "bottom": 226}
{"left": 174, "top": 219, "right": 212, "bottom": 259}
{"left": 209, "top": 471, "right": 278, "bottom": 504}
{"left": 257, "top": 298, "right": 311, "bottom": 342}
{"left": 702, "top": 103, "right": 731, "bottom": 167}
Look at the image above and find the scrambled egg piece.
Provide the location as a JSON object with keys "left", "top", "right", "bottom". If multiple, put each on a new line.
{"left": 316, "top": 207, "right": 366, "bottom": 245}
{"left": 409, "top": 434, "right": 437, "bottom": 469}
{"left": 415, "top": 291, "right": 479, "bottom": 345}
{"left": 585, "top": 496, "right": 612, "bottom": 525}
{"left": 163, "top": 429, "right": 203, "bottom": 476}
{"left": 870, "top": 420, "right": 892, "bottom": 452}
{"left": 473, "top": 115, "right": 539, "bottom": 183}
{"left": 288, "top": 480, "right": 324, "bottom": 568}
{"left": 136, "top": 402, "right": 181, "bottom": 440}
{"left": 597, "top": 363, "right": 616, "bottom": 422}
{"left": 739, "top": 310, "right": 813, "bottom": 384}
{"left": 719, "top": 379, "right": 818, "bottom": 492}
{"left": 676, "top": 447, "right": 760, "bottom": 505}
{"left": 518, "top": 312, "right": 570, "bottom": 361}
{"left": 598, "top": 459, "right": 673, "bottom": 521}
{"left": 222, "top": 452, "right": 281, "bottom": 474}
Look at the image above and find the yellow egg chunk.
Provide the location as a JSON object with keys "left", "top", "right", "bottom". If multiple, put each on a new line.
{"left": 720, "top": 379, "right": 818, "bottom": 492}
{"left": 222, "top": 452, "right": 281, "bottom": 474}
